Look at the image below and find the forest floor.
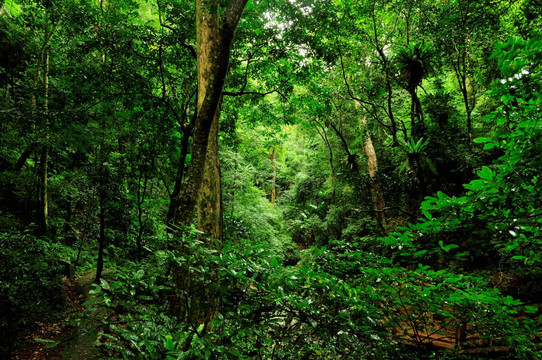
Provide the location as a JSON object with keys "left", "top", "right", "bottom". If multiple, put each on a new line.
{"left": 11, "top": 269, "right": 540, "bottom": 359}
{"left": 12, "top": 270, "right": 114, "bottom": 360}
{"left": 12, "top": 277, "right": 83, "bottom": 360}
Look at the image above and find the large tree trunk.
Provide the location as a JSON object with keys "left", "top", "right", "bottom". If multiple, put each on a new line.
{"left": 170, "top": 0, "right": 248, "bottom": 328}
{"left": 186, "top": 103, "right": 224, "bottom": 328}
{"left": 197, "top": 103, "right": 223, "bottom": 244}
{"left": 172, "top": 0, "right": 247, "bottom": 227}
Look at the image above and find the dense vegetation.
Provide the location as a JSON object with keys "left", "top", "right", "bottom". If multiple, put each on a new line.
{"left": 1, "top": 0, "right": 542, "bottom": 358}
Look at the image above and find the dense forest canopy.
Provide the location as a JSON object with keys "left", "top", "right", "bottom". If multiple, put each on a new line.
{"left": 1, "top": 0, "right": 542, "bottom": 358}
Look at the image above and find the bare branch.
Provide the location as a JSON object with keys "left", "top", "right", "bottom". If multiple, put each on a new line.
{"left": 223, "top": 89, "right": 288, "bottom": 102}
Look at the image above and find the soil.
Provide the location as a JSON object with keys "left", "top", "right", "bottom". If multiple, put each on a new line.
{"left": 12, "top": 270, "right": 115, "bottom": 360}
{"left": 12, "top": 277, "right": 84, "bottom": 360}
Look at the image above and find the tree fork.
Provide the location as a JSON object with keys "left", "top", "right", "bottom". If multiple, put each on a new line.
{"left": 172, "top": 0, "right": 248, "bottom": 227}
{"left": 170, "top": 0, "right": 248, "bottom": 326}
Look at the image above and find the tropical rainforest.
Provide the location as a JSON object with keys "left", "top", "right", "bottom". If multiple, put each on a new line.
{"left": 1, "top": 0, "right": 542, "bottom": 359}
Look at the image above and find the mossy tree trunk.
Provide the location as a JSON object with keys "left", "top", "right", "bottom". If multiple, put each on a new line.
{"left": 170, "top": 0, "right": 248, "bottom": 329}
{"left": 172, "top": 0, "right": 247, "bottom": 227}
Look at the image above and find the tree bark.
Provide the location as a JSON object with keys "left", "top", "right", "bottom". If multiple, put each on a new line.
{"left": 458, "top": 73, "right": 474, "bottom": 146}
{"left": 271, "top": 146, "right": 276, "bottom": 204}
{"left": 95, "top": 115, "right": 107, "bottom": 284}
{"left": 172, "top": 0, "right": 248, "bottom": 227}
{"left": 314, "top": 122, "right": 337, "bottom": 206}
{"left": 371, "top": 4, "right": 400, "bottom": 146}
{"left": 357, "top": 105, "right": 387, "bottom": 235}
{"left": 364, "top": 136, "right": 387, "bottom": 231}
{"left": 328, "top": 120, "right": 360, "bottom": 175}
{"left": 197, "top": 101, "right": 223, "bottom": 243}
{"left": 167, "top": 121, "right": 194, "bottom": 227}
{"left": 37, "top": 48, "right": 49, "bottom": 236}
{"left": 136, "top": 160, "right": 149, "bottom": 262}
{"left": 409, "top": 89, "right": 424, "bottom": 141}
{"left": 184, "top": 102, "right": 224, "bottom": 328}
{"left": 95, "top": 170, "right": 105, "bottom": 284}
{"left": 170, "top": 0, "right": 248, "bottom": 328}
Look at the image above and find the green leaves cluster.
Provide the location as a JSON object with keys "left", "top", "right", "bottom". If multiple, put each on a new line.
{"left": 91, "top": 234, "right": 540, "bottom": 359}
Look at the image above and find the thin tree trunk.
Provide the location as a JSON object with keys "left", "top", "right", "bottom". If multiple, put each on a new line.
{"left": 95, "top": 170, "right": 105, "bottom": 284}
{"left": 28, "top": 24, "right": 53, "bottom": 231}
{"left": 357, "top": 106, "right": 387, "bottom": 234}
{"left": 37, "top": 146, "right": 48, "bottom": 235}
{"left": 230, "top": 155, "right": 238, "bottom": 219}
{"left": 410, "top": 89, "right": 424, "bottom": 141}
{"left": 37, "top": 48, "right": 49, "bottom": 236}
{"left": 96, "top": 117, "right": 107, "bottom": 284}
{"left": 371, "top": 5, "right": 400, "bottom": 146}
{"left": 167, "top": 121, "right": 194, "bottom": 227}
{"left": 314, "top": 123, "right": 337, "bottom": 206}
{"left": 271, "top": 146, "right": 276, "bottom": 204}
{"left": 136, "top": 160, "right": 149, "bottom": 262}
{"left": 459, "top": 75, "right": 474, "bottom": 145}
{"left": 454, "top": 1, "right": 474, "bottom": 147}
{"left": 328, "top": 120, "right": 360, "bottom": 175}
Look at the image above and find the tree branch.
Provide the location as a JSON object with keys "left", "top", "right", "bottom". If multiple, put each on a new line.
{"left": 222, "top": 0, "right": 249, "bottom": 35}
{"left": 223, "top": 89, "right": 287, "bottom": 101}
{"left": 157, "top": 0, "right": 196, "bottom": 60}
{"left": 338, "top": 46, "right": 390, "bottom": 128}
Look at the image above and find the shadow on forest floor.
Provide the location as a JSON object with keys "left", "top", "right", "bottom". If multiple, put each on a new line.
{"left": 12, "top": 269, "right": 115, "bottom": 360}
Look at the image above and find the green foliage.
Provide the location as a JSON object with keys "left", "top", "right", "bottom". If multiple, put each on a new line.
{"left": 90, "top": 235, "right": 540, "bottom": 359}
{"left": 398, "top": 136, "right": 430, "bottom": 155}
{"left": 0, "top": 232, "right": 68, "bottom": 356}
{"left": 221, "top": 142, "right": 291, "bottom": 255}
{"left": 385, "top": 32, "right": 542, "bottom": 267}
{"left": 3, "top": 0, "right": 542, "bottom": 358}
{"left": 395, "top": 43, "right": 434, "bottom": 92}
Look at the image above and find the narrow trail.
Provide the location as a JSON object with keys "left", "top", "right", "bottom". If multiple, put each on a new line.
{"left": 13, "top": 270, "right": 115, "bottom": 360}
{"left": 12, "top": 277, "right": 83, "bottom": 360}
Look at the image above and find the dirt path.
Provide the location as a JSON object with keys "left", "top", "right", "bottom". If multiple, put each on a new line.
{"left": 12, "top": 270, "right": 115, "bottom": 360}
{"left": 12, "top": 277, "right": 83, "bottom": 360}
